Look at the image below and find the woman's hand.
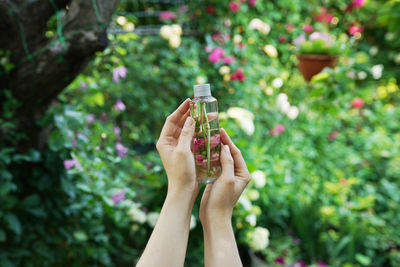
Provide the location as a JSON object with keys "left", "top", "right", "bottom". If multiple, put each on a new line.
{"left": 199, "top": 128, "right": 251, "bottom": 225}
{"left": 156, "top": 98, "right": 199, "bottom": 198}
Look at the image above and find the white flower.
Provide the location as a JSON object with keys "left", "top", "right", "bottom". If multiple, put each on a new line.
{"left": 171, "top": 24, "right": 182, "bottom": 36}
{"left": 371, "top": 64, "right": 383, "bottom": 79}
{"left": 246, "top": 189, "right": 260, "bottom": 201}
{"left": 169, "top": 35, "right": 181, "bottom": 48}
{"left": 124, "top": 22, "right": 135, "bottom": 31}
{"left": 160, "top": 25, "right": 173, "bottom": 39}
{"left": 128, "top": 206, "right": 146, "bottom": 224}
{"left": 248, "top": 18, "right": 270, "bottom": 34}
{"left": 196, "top": 76, "right": 206, "bottom": 84}
{"left": 279, "top": 101, "right": 291, "bottom": 114}
{"left": 248, "top": 227, "right": 270, "bottom": 251}
{"left": 233, "top": 34, "right": 242, "bottom": 44}
{"left": 219, "top": 65, "right": 230, "bottom": 75}
{"left": 146, "top": 212, "right": 160, "bottom": 227}
{"left": 251, "top": 170, "right": 266, "bottom": 188}
{"left": 385, "top": 32, "right": 395, "bottom": 41}
{"left": 239, "top": 195, "right": 252, "bottom": 211}
{"left": 272, "top": 78, "right": 283, "bottom": 89}
{"left": 263, "top": 45, "right": 278, "bottom": 58}
{"left": 369, "top": 46, "right": 378, "bottom": 56}
{"left": 394, "top": 54, "right": 400, "bottom": 64}
{"left": 357, "top": 71, "right": 367, "bottom": 80}
{"left": 287, "top": 106, "right": 299, "bottom": 120}
{"left": 245, "top": 214, "right": 257, "bottom": 226}
{"left": 227, "top": 107, "right": 255, "bottom": 136}
{"left": 277, "top": 93, "right": 288, "bottom": 105}
{"left": 238, "top": 118, "right": 255, "bottom": 136}
{"left": 116, "top": 16, "right": 127, "bottom": 26}
{"left": 346, "top": 71, "right": 356, "bottom": 79}
{"left": 190, "top": 215, "right": 197, "bottom": 230}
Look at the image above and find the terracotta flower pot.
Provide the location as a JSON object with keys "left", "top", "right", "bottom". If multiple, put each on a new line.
{"left": 297, "top": 54, "right": 337, "bottom": 81}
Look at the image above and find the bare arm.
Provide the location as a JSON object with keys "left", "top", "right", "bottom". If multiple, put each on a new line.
{"left": 200, "top": 128, "right": 251, "bottom": 267}
{"left": 136, "top": 99, "right": 199, "bottom": 267}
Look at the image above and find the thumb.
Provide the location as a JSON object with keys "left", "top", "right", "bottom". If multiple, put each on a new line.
{"left": 220, "top": 145, "right": 234, "bottom": 178}
{"left": 177, "top": 117, "right": 195, "bottom": 150}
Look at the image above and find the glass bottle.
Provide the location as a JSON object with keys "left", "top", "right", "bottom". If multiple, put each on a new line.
{"left": 190, "top": 84, "right": 222, "bottom": 183}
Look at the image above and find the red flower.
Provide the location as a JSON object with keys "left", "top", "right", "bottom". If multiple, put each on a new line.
{"left": 348, "top": 25, "right": 363, "bottom": 35}
{"left": 346, "top": 0, "right": 366, "bottom": 12}
{"left": 274, "top": 256, "right": 285, "bottom": 265}
{"left": 285, "top": 23, "right": 294, "bottom": 33}
{"left": 195, "top": 154, "right": 204, "bottom": 164}
{"left": 193, "top": 138, "right": 205, "bottom": 153}
{"left": 352, "top": 97, "right": 364, "bottom": 108}
{"left": 328, "top": 131, "right": 339, "bottom": 141}
{"left": 302, "top": 24, "right": 313, "bottom": 33}
{"left": 231, "top": 68, "right": 246, "bottom": 82}
{"left": 314, "top": 7, "right": 334, "bottom": 23}
{"left": 278, "top": 36, "right": 286, "bottom": 43}
{"left": 229, "top": 2, "right": 240, "bottom": 12}
{"left": 206, "top": 5, "right": 215, "bottom": 14}
{"left": 248, "top": 0, "right": 256, "bottom": 6}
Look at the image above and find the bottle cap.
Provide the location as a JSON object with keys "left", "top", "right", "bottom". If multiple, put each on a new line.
{"left": 194, "top": 83, "right": 211, "bottom": 97}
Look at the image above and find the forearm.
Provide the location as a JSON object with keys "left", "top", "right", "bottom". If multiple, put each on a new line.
{"left": 203, "top": 215, "right": 243, "bottom": 267}
{"left": 136, "top": 190, "right": 195, "bottom": 267}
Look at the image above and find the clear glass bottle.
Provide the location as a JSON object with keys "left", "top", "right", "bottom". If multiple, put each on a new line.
{"left": 190, "top": 84, "right": 222, "bottom": 183}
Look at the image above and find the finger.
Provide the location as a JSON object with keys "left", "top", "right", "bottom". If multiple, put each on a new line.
{"left": 173, "top": 109, "right": 191, "bottom": 138}
{"left": 160, "top": 99, "right": 191, "bottom": 138}
{"left": 176, "top": 117, "right": 195, "bottom": 151}
{"left": 219, "top": 145, "right": 234, "bottom": 178}
{"left": 219, "top": 128, "right": 247, "bottom": 170}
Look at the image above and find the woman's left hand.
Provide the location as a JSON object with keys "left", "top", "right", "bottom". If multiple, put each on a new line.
{"left": 156, "top": 98, "right": 199, "bottom": 198}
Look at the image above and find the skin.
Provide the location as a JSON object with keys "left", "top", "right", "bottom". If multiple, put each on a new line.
{"left": 136, "top": 99, "right": 250, "bottom": 267}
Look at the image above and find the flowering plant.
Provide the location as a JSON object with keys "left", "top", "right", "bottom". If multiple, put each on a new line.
{"left": 294, "top": 32, "right": 342, "bottom": 56}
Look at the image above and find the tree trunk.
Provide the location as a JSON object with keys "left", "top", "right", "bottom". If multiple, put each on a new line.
{"left": 0, "top": 0, "right": 119, "bottom": 149}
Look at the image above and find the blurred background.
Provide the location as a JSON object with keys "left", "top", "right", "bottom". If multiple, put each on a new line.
{"left": 1, "top": 0, "right": 399, "bottom": 266}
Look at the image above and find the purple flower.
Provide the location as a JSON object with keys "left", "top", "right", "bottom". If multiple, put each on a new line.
{"left": 102, "top": 112, "right": 107, "bottom": 122}
{"left": 317, "top": 261, "right": 328, "bottom": 267}
{"left": 296, "top": 260, "right": 307, "bottom": 267}
{"left": 309, "top": 32, "right": 331, "bottom": 42}
{"left": 72, "top": 138, "right": 77, "bottom": 148}
{"left": 64, "top": 159, "right": 81, "bottom": 170}
{"left": 112, "top": 66, "right": 127, "bottom": 83}
{"left": 293, "top": 34, "right": 306, "bottom": 47}
{"left": 114, "top": 99, "right": 126, "bottom": 111}
{"left": 249, "top": 0, "right": 256, "bottom": 6}
{"left": 115, "top": 142, "right": 128, "bottom": 158}
{"left": 274, "top": 256, "right": 285, "bottom": 265}
{"left": 80, "top": 82, "right": 88, "bottom": 88}
{"left": 87, "top": 114, "right": 95, "bottom": 125}
{"left": 111, "top": 189, "right": 125, "bottom": 205}
{"left": 114, "top": 126, "right": 121, "bottom": 136}
{"left": 159, "top": 11, "right": 176, "bottom": 20}
{"left": 178, "top": 5, "right": 188, "bottom": 13}
{"left": 294, "top": 237, "right": 301, "bottom": 244}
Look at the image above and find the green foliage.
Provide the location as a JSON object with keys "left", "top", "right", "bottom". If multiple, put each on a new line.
{"left": 1, "top": 0, "right": 400, "bottom": 266}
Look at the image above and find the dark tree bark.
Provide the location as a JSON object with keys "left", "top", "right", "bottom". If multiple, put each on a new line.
{"left": 0, "top": 0, "right": 119, "bottom": 149}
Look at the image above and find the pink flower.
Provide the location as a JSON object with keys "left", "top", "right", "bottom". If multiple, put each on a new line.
{"left": 248, "top": 0, "right": 256, "bottom": 6}
{"left": 210, "top": 134, "right": 220, "bottom": 148}
{"left": 114, "top": 126, "right": 121, "bottom": 136}
{"left": 178, "top": 5, "right": 188, "bottom": 13}
{"left": 111, "top": 189, "right": 125, "bottom": 205}
{"left": 302, "top": 24, "right": 313, "bottom": 33}
{"left": 195, "top": 154, "right": 204, "bottom": 164}
{"left": 285, "top": 23, "right": 294, "bottom": 33}
{"left": 293, "top": 35, "right": 306, "bottom": 47}
{"left": 347, "top": 0, "right": 365, "bottom": 12}
{"left": 159, "top": 11, "right": 176, "bottom": 20}
{"left": 87, "top": 114, "right": 95, "bottom": 125}
{"left": 296, "top": 260, "right": 307, "bottom": 267}
{"left": 205, "top": 46, "right": 212, "bottom": 53}
{"left": 274, "top": 256, "right": 285, "bottom": 265}
{"left": 349, "top": 25, "right": 363, "bottom": 35}
{"left": 314, "top": 7, "right": 334, "bottom": 23}
{"left": 329, "top": 131, "right": 339, "bottom": 141}
{"left": 223, "top": 56, "right": 235, "bottom": 64}
{"left": 64, "top": 159, "right": 81, "bottom": 170}
{"left": 114, "top": 99, "right": 126, "bottom": 111}
{"left": 115, "top": 142, "right": 128, "bottom": 158}
{"left": 206, "top": 5, "right": 215, "bottom": 14}
{"left": 317, "top": 261, "right": 328, "bottom": 267}
{"left": 212, "top": 33, "right": 230, "bottom": 45}
{"left": 80, "top": 82, "right": 88, "bottom": 88}
{"left": 229, "top": 2, "right": 240, "bottom": 12}
{"left": 231, "top": 68, "right": 246, "bottom": 82}
{"left": 102, "top": 112, "right": 107, "bottom": 122}
{"left": 270, "top": 124, "right": 285, "bottom": 136}
{"left": 112, "top": 66, "right": 127, "bottom": 83}
{"left": 193, "top": 138, "right": 205, "bottom": 153}
{"left": 208, "top": 47, "right": 225, "bottom": 63}
{"left": 72, "top": 138, "right": 77, "bottom": 148}
{"left": 352, "top": 97, "right": 364, "bottom": 108}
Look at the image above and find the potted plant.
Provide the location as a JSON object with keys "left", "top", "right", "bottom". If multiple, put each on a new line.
{"left": 294, "top": 32, "right": 342, "bottom": 81}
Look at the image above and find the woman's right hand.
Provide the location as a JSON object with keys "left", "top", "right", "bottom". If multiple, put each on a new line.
{"left": 199, "top": 128, "right": 251, "bottom": 225}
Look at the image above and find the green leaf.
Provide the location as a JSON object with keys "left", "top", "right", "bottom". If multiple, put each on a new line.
{"left": 73, "top": 230, "right": 88, "bottom": 242}
{"left": 356, "top": 253, "right": 371, "bottom": 266}
{"left": 0, "top": 229, "right": 6, "bottom": 241}
{"left": 77, "top": 183, "right": 91, "bottom": 193}
{"left": 4, "top": 213, "right": 21, "bottom": 235}
{"left": 48, "top": 129, "right": 65, "bottom": 152}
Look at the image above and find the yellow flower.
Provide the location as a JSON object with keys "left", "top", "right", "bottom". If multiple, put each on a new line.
{"left": 171, "top": 24, "right": 182, "bottom": 36}
{"left": 248, "top": 37, "right": 255, "bottom": 44}
{"left": 123, "top": 22, "right": 135, "bottom": 31}
{"left": 219, "top": 65, "right": 230, "bottom": 75}
{"left": 169, "top": 35, "right": 181, "bottom": 48}
{"left": 223, "top": 74, "right": 231, "bottom": 82}
{"left": 160, "top": 25, "right": 173, "bottom": 40}
{"left": 196, "top": 76, "right": 206, "bottom": 84}
{"left": 263, "top": 45, "right": 278, "bottom": 58}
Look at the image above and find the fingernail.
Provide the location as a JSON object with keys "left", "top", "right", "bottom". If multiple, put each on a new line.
{"left": 224, "top": 145, "right": 230, "bottom": 152}
{"left": 184, "top": 117, "right": 193, "bottom": 127}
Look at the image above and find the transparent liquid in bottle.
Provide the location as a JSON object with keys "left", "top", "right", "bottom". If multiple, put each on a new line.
{"left": 190, "top": 95, "right": 222, "bottom": 183}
